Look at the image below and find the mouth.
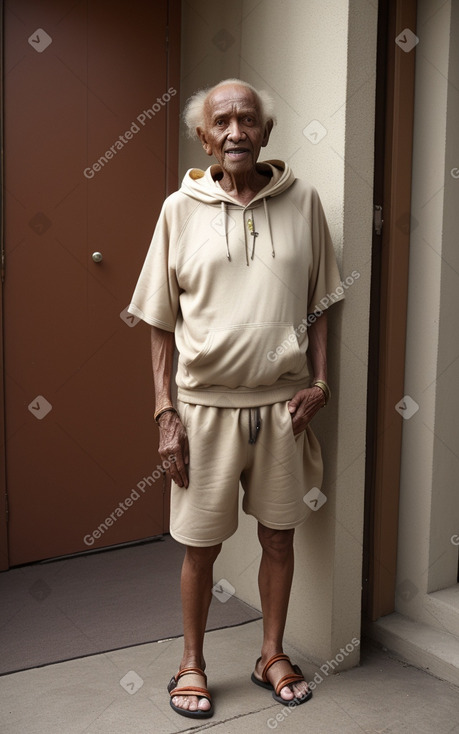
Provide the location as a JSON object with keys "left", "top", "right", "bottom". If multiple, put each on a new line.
{"left": 225, "top": 148, "right": 250, "bottom": 160}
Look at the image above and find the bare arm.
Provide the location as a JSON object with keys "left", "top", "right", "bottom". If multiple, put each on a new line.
{"left": 307, "top": 309, "right": 327, "bottom": 383}
{"left": 288, "top": 311, "right": 328, "bottom": 434}
{"left": 151, "top": 325, "right": 189, "bottom": 488}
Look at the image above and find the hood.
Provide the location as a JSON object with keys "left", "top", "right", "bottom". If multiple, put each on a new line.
{"left": 180, "top": 159, "right": 295, "bottom": 205}
{"left": 179, "top": 160, "right": 296, "bottom": 265}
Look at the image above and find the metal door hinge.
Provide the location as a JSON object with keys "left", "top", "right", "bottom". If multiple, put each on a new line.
{"left": 374, "top": 205, "right": 383, "bottom": 235}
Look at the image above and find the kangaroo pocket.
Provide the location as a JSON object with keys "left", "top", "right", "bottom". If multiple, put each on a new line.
{"left": 183, "top": 323, "right": 306, "bottom": 389}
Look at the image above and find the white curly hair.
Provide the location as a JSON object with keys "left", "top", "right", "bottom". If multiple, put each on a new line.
{"left": 183, "top": 78, "right": 276, "bottom": 139}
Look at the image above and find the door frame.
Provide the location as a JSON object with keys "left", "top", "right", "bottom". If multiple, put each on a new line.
{"left": 0, "top": 0, "right": 181, "bottom": 571}
{"left": 363, "top": 0, "right": 417, "bottom": 620}
{"left": 0, "top": 0, "right": 8, "bottom": 571}
{"left": 166, "top": 0, "right": 181, "bottom": 197}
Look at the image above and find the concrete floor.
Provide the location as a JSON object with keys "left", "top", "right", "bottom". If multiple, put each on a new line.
{"left": 1, "top": 619, "right": 459, "bottom": 734}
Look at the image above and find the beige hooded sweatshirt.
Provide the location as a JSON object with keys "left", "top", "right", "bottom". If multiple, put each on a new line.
{"left": 128, "top": 160, "right": 344, "bottom": 408}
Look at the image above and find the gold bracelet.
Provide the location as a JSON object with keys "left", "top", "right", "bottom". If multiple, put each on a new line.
{"left": 313, "top": 380, "right": 331, "bottom": 406}
{"left": 154, "top": 405, "right": 177, "bottom": 424}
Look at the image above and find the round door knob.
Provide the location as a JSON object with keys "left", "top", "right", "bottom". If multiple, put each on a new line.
{"left": 92, "top": 252, "right": 103, "bottom": 263}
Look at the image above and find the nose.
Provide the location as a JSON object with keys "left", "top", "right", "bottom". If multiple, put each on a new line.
{"left": 227, "top": 118, "right": 245, "bottom": 141}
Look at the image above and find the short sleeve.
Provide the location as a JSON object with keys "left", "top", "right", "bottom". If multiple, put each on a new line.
{"left": 307, "top": 187, "right": 344, "bottom": 314}
{"left": 127, "top": 200, "right": 179, "bottom": 331}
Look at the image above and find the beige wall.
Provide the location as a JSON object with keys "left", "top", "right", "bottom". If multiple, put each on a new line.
{"left": 179, "top": 0, "right": 378, "bottom": 668}
{"left": 396, "top": 0, "right": 459, "bottom": 633}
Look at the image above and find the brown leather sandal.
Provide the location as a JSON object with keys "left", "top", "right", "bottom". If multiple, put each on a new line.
{"left": 251, "top": 653, "right": 312, "bottom": 705}
{"left": 167, "top": 666, "right": 214, "bottom": 719}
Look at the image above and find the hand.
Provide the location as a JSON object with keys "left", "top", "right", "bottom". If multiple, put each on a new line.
{"left": 157, "top": 411, "right": 189, "bottom": 488}
{"left": 287, "top": 387, "right": 325, "bottom": 435}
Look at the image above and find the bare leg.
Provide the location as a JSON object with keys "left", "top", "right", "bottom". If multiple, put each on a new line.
{"left": 255, "top": 523, "right": 309, "bottom": 701}
{"left": 171, "top": 543, "right": 222, "bottom": 713}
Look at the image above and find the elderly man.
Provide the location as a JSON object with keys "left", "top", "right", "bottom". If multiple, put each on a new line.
{"left": 128, "top": 79, "right": 343, "bottom": 719}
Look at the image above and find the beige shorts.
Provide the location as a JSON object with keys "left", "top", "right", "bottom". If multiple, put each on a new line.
{"left": 170, "top": 400, "right": 323, "bottom": 547}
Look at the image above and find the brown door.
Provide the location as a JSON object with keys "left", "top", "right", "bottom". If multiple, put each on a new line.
{"left": 1, "top": 0, "right": 180, "bottom": 567}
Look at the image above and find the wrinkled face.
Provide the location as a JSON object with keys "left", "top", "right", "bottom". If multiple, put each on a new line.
{"left": 197, "top": 83, "right": 272, "bottom": 175}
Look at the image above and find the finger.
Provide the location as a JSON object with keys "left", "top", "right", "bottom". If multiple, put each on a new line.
{"left": 169, "top": 463, "right": 184, "bottom": 487}
{"left": 292, "top": 406, "right": 314, "bottom": 433}
{"left": 291, "top": 411, "right": 301, "bottom": 432}
{"left": 288, "top": 389, "right": 309, "bottom": 413}
{"left": 168, "top": 454, "right": 183, "bottom": 486}
{"left": 292, "top": 416, "right": 305, "bottom": 434}
{"left": 175, "top": 433, "right": 190, "bottom": 485}
{"left": 171, "top": 449, "right": 189, "bottom": 488}
{"left": 299, "top": 403, "right": 321, "bottom": 428}
{"left": 183, "top": 434, "right": 190, "bottom": 465}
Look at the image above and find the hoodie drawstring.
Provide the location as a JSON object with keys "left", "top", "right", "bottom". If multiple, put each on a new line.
{"left": 221, "top": 201, "right": 231, "bottom": 261}
{"left": 221, "top": 198, "right": 276, "bottom": 265}
{"left": 246, "top": 200, "right": 275, "bottom": 263}
{"left": 222, "top": 197, "right": 275, "bottom": 264}
{"left": 248, "top": 211, "right": 258, "bottom": 261}
{"left": 263, "top": 198, "right": 275, "bottom": 258}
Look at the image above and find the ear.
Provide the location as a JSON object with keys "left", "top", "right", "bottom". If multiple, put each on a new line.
{"left": 261, "top": 118, "right": 274, "bottom": 148}
{"left": 197, "top": 127, "right": 213, "bottom": 157}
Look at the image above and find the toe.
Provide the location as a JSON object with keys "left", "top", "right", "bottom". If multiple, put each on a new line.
{"left": 172, "top": 693, "right": 211, "bottom": 712}
{"left": 279, "top": 685, "right": 295, "bottom": 701}
{"left": 292, "top": 681, "right": 310, "bottom": 699}
{"left": 174, "top": 695, "right": 193, "bottom": 710}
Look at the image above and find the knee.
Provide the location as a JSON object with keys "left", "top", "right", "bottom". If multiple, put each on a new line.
{"left": 258, "top": 525, "right": 294, "bottom": 558}
{"left": 185, "top": 543, "right": 222, "bottom": 569}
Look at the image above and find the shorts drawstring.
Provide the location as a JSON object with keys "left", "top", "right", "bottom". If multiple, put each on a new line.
{"left": 248, "top": 407, "right": 261, "bottom": 444}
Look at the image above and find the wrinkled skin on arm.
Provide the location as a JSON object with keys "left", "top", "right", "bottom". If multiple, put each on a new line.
{"left": 287, "top": 311, "right": 328, "bottom": 434}
{"left": 151, "top": 326, "right": 189, "bottom": 488}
